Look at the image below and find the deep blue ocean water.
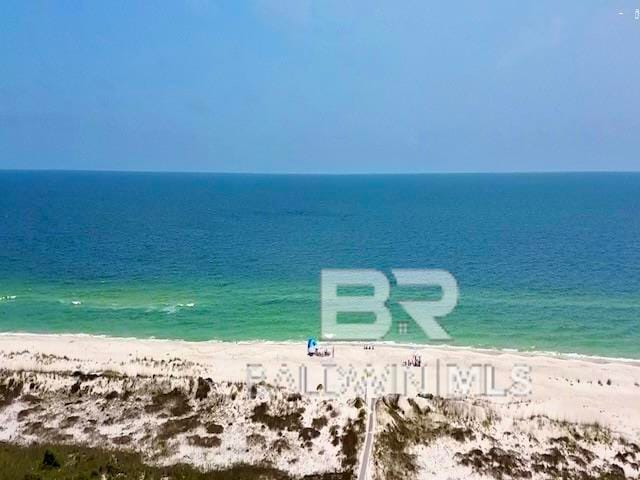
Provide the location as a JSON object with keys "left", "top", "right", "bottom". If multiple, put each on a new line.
{"left": 0, "top": 171, "right": 638, "bottom": 358}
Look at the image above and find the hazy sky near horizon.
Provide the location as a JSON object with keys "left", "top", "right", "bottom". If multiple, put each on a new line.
{"left": 1, "top": 1, "right": 639, "bottom": 173}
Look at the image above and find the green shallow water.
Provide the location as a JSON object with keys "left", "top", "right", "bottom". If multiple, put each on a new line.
{"left": 1, "top": 280, "right": 639, "bottom": 359}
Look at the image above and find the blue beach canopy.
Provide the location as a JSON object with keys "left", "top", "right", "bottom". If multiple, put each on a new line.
{"left": 307, "top": 337, "right": 317, "bottom": 350}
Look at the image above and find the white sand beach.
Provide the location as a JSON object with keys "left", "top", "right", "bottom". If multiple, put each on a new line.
{"left": 1, "top": 333, "right": 639, "bottom": 479}
{"left": 1, "top": 333, "right": 639, "bottom": 436}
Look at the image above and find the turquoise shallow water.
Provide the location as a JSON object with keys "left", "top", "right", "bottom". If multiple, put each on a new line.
{"left": 0, "top": 171, "right": 639, "bottom": 358}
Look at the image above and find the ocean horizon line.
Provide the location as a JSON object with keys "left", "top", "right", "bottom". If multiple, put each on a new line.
{"left": 2, "top": 168, "right": 640, "bottom": 176}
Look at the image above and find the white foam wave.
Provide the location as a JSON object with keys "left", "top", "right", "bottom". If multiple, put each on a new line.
{"left": 162, "top": 302, "right": 196, "bottom": 314}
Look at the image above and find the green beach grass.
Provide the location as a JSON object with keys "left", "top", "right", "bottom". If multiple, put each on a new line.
{"left": 0, "top": 442, "right": 354, "bottom": 480}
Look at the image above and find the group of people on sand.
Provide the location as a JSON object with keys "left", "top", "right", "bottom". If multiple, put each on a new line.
{"left": 306, "top": 337, "right": 333, "bottom": 357}
{"left": 403, "top": 353, "right": 422, "bottom": 367}
{"left": 309, "top": 346, "right": 333, "bottom": 357}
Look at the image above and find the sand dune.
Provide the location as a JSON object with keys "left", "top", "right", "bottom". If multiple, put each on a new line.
{"left": 1, "top": 333, "right": 639, "bottom": 479}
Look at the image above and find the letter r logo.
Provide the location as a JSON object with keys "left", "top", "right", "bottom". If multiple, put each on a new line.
{"left": 392, "top": 269, "right": 458, "bottom": 341}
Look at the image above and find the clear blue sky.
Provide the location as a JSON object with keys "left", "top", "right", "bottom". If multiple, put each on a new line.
{"left": 1, "top": 1, "right": 638, "bottom": 173}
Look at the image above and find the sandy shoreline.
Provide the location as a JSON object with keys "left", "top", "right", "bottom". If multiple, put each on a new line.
{"left": 2, "top": 331, "right": 639, "bottom": 364}
{"left": 1, "top": 332, "right": 640, "bottom": 478}
{"left": 1, "top": 333, "right": 639, "bottom": 437}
